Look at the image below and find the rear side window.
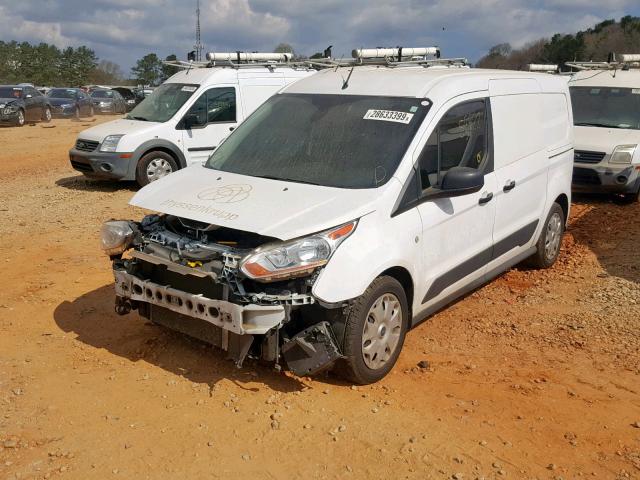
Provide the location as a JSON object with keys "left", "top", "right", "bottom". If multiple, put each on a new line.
{"left": 417, "top": 99, "right": 489, "bottom": 190}
{"left": 187, "top": 87, "right": 236, "bottom": 127}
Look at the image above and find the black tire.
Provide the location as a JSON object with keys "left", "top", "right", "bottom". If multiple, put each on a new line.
{"left": 619, "top": 186, "right": 640, "bottom": 204}
{"left": 333, "top": 276, "right": 409, "bottom": 384}
{"left": 526, "top": 202, "right": 565, "bottom": 269}
{"left": 41, "top": 106, "right": 52, "bottom": 123}
{"left": 135, "top": 151, "right": 179, "bottom": 186}
{"left": 15, "top": 109, "right": 25, "bottom": 127}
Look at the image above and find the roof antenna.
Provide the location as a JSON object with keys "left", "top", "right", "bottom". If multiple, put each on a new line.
{"left": 342, "top": 64, "right": 355, "bottom": 89}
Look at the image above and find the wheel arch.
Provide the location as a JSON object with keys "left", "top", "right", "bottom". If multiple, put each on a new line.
{"left": 379, "top": 266, "right": 414, "bottom": 320}
{"left": 554, "top": 193, "right": 569, "bottom": 225}
{"left": 132, "top": 139, "right": 187, "bottom": 170}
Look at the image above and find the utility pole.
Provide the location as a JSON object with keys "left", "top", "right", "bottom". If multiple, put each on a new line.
{"left": 194, "top": 0, "right": 203, "bottom": 62}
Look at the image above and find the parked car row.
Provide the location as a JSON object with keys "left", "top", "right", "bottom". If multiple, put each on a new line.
{"left": 0, "top": 84, "right": 137, "bottom": 126}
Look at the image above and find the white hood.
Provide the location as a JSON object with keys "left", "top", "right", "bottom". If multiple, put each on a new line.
{"left": 77, "top": 118, "right": 161, "bottom": 142}
{"left": 129, "top": 166, "right": 385, "bottom": 240}
{"left": 574, "top": 125, "right": 640, "bottom": 154}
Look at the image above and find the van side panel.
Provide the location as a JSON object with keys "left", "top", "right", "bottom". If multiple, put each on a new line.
{"left": 238, "top": 74, "right": 285, "bottom": 118}
{"left": 488, "top": 91, "right": 549, "bottom": 268}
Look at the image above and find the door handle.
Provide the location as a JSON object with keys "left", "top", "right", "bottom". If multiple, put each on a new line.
{"left": 503, "top": 180, "right": 516, "bottom": 192}
{"left": 478, "top": 192, "right": 494, "bottom": 205}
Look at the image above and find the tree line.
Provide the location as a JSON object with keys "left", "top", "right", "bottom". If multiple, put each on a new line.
{"left": 476, "top": 16, "right": 640, "bottom": 71}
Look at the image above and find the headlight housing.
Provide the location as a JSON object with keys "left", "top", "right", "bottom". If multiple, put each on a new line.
{"left": 61, "top": 103, "right": 73, "bottom": 108}
{"left": 610, "top": 144, "right": 637, "bottom": 164}
{"left": 240, "top": 221, "right": 357, "bottom": 282}
{"left": 100, "top": 134, "right": 124, "bottom": 152}
{"left": 101, "top": 220, "right": 135, "bottom": 256}
{"left": 3, "top": 105, "right": 18, "bottom": 114}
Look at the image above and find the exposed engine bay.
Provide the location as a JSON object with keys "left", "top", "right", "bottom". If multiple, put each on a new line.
{"left": 110, "top": 214, "right": 346, "bottom": 376}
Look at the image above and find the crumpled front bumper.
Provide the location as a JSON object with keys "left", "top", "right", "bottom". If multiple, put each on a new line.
{"left": 572, "top": 163, "right": 640, "bottom": 194}
{"left": 113, "top": 269, "right": 286, "bottom": 335}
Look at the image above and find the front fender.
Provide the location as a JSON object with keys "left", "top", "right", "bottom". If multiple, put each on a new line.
{"left": 312, "top": 207, "right": 422, "bottom": 306}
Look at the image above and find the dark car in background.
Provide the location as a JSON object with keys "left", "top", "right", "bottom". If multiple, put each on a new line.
{"left": 111, "top": 87, "right": 139, "bottom": 112}
{"left": 47, "top": 88, "right": 94, "bottom": 118}
{"left": 90, "top": 89, "right": 127, "bottom": 114}
{"left": 0, "top": 85, "right": 52, "bottom": 126}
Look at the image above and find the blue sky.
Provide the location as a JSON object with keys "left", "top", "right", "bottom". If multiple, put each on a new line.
{"left": 1, "top": 0, "right": 639, "bottom": 73}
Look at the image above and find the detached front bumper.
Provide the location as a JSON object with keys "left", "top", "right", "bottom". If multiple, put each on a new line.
{"left": 69, "top": 148, "right": 134, "bottom": 180}
{"left": 113, "top": 269, "right": 285, "bottom": 335}
{"left": 572, "top": 163, "right": 640, "bottom": 194}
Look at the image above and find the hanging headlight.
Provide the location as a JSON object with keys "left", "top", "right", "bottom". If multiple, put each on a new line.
{"left": 240, "top": 221, "right": 357, "bottom": 282}
{"left": 100, "top": 220, "right": 135, "bottom": 256}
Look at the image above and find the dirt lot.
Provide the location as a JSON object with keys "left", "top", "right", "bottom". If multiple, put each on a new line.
{"left": 0, "top": 118, "right": 639, "bottom": 480}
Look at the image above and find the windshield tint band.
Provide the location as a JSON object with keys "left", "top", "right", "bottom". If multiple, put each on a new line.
{"left": 205, "top": 93, "right": 431, "bottom": 189}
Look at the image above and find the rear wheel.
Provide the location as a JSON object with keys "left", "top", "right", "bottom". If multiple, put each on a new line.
{"left": 334, "top": 276, "right": 408, "bottom": 384}
{"left": 135, "top": 151, "right": 178, "bottom": 186}
{"left": 42, "top": 106, "right": 52, "bottom": 123}
{"left": 526, "top": 203, "right": 565, "bottom": 269}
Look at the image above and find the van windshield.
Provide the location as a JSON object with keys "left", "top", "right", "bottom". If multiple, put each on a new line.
{"left": 205, "top": 93, "right": 430, "bottom": 189}
{"left": 126, "top": 83, "right": 198, "bottom": 122}
{"left": 570, "top": 86, "right": 640, "bottom": 130}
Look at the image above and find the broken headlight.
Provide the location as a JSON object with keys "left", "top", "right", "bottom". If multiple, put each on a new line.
{"left": 240, "top": 221, "right": 357, "bottom": 282}
{"left": 101, "top": 220, "right": 135, "bottom": 256}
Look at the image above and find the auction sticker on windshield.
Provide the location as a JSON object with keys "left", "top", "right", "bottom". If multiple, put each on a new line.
{"left": 363, "top": 109, "right": 414, "bottom": 124}
{"left": 181, "top": 86, "right": 197, "bottom": 92}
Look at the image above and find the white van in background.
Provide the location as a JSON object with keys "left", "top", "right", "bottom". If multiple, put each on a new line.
{"left": 69, "top": 53, "right": 316, "bottom": 186}
{"left": 101, "top": 49, "right": 573, "bottom": 384}
{"left": 567, "top": 54, "right": 640, "bottom": 202}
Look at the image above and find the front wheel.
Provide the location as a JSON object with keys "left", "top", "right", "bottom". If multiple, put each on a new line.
{"left": 526, "top": 203, "right": 565, "bottom": 269}
{"left": 135, "top": 151, "right": 178, "bottom": 186}
{"left": 334, "top": 276, "right": 408, "bottom": 384}
{"left": 15, "top": 109, "right": 25, "bottom": 127}
{"left": 42, "top": 106, "right": 52, "bottom": 123}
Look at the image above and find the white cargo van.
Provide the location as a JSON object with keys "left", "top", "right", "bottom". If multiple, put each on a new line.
{"left": 69, "top": 53, "right": 315, "bottom": 186}
{"left": 567, "top": 55, "right": 640, "bottom": 202}
{"left": 101, "top": 49, "right": 573, "bottom": 384}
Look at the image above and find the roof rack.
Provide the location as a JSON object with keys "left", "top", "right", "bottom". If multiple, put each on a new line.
{"left": 566, "top": 53, "right": 640, "bottom": 71}
{"left": 306, "top": 46, "right": 468, "bottom": 69}
{"left": 163, "top": 51, "right": 314, "bottom": 70}
{"left": 527, "top": 64, "right": 559, "bottom": 73}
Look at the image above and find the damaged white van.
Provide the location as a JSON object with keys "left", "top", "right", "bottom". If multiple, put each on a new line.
{"left": 568, "top": 54, "right": 640, "bottom": 201}
{"left": 69, "top": 52, "right": 315, "bottom": 186}
{"left": 102, "top": 49, "right": 573, "bottom": 384}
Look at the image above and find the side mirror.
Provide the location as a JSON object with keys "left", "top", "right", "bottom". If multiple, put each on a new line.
{"left": 183, "top": 113, "right": 199, "bottom": 129}
{"left": 25, "top": 94, "right": 32, "bottom": 99}
{"left": 425, "top": 167, "right": 484, "bottom": 199}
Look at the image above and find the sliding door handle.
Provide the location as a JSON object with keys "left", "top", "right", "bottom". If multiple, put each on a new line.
{"left": 479, "top": 192, "right": 494, "bottom": 205}
{"left": 503, "top": 180, "right": 516, "bottom": 192}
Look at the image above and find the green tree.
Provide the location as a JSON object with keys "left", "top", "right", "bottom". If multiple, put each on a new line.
{"left": 131, "top": 53, "right": 163, "bottom": 86}
{"left": 161, "top": 54, "right": 180, "bottom": 81}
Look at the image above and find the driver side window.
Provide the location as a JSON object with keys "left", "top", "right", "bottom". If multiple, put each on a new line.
{"left": 186, "top": 87, "right": 236, "bottom": 127}
{"left": 417, "top": 99, "right": 489, "bottom": 190}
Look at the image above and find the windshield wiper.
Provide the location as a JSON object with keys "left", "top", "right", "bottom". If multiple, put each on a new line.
{"left": 253, "top": 174, "right": 323, "bottom": 186}
{"left": 575, "top": 122, "right": 625, "bottom": 129}
{"left": 127, "top": 115, "right": 149, "bottom": 121}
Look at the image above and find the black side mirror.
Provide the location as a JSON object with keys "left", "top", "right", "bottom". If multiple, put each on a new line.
{"left": 183, "top": 113, "right": 199, "bottom": 129}
{"left": 425, "top": 167, "right": 484, "bottom": 199}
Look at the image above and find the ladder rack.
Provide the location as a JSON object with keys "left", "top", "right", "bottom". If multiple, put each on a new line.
{"left": 566, "top": 53, "right": 640, "bottom": 71}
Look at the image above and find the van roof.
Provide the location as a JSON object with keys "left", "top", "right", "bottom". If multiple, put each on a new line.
{"left": 569, "top": 69, "right": 640, "bottom": 89}
{"left": 165, "top": 65, "right": 313, "bottom": 87}
{"left": 283, "top": 66, "right": 568, "bottom": 98}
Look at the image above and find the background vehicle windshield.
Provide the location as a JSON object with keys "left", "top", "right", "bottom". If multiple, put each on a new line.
{"left": 48, "top": 88, "right": 76, "bottom": 99}
{"left": 91, "top": 90, "right": 114, "bottom": 98}
{"left": 0, "top": 87, "right": 22, "bottom": 98}
{"left": 205, "top": 93, "right": 430, "bottom": 189}
{"left": 126, "top": 83, "right": 198, "bottom": 122}
{"left": 570, "top": 86, "right": 640, "bottom": 129}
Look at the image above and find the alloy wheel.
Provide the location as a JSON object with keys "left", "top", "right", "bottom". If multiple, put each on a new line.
{"left": 544, "top": 212, "right": 562, "bottom": 261}
{"left": 146, "top": 158, "right": 173, "bottom": 182}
